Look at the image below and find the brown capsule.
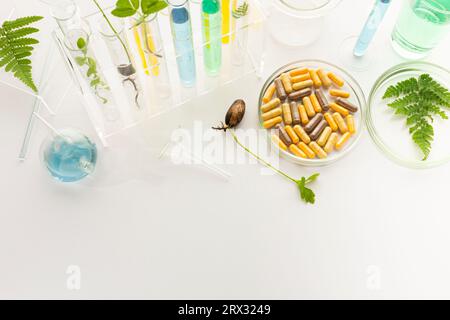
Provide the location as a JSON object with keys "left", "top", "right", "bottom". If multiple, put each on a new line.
{"left": 335, "top": 98, "right": 359, "bottom": 113}
{"left": 213, "top": 99, "right": 246, "bottom": 131}
{"left": 290, "top": 101, "right": 301, "bottom": 125}
{"left": 274, "top": 78, "right": 287, "bottom": 100}
{"left": 310, "top": 120, "right": 328, "bottom": 141}
{"left": 276, "top": 124, "right": 292, "bottom": 146}
{"left": 304, "top": 113, "right": 324, "bottom": 134}
{"left": 288, "top": 88, "right": 312, "bottom": 101}
{"left": 315, "top": 90, "right": 330, "bottom": 111}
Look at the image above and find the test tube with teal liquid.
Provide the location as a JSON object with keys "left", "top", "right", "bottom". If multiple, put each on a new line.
{"left": 201, "top": 0, "right": 222, "bottom": 76}
{"left": 168, "top": 0, "right": 196, "bottom": 87}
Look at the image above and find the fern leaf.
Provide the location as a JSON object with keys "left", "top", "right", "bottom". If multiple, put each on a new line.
{"left": 2, "top": 16, "right": 43, "bottom": 30}
{"left": 383, "top": 74, "right": 450, "bottom": 161}
{"left": 383, "top": 77, "right": 418, "bottom": 99}
{"left": 0, "top": 16, "right": 42, "bottom": 93}
{"left": 232, "top": 2, "right": 249, "bottom": 19}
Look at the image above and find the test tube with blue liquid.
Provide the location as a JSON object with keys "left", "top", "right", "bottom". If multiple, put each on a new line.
{"left": 353, "top": 0, "right": 392, "bottom": 57}
{"left": 168, "top": 0, "right": 196, "bottom": 87}
{"left": 339, "top": 0, "right": 391, "bottom": 70}
{"left": 201, "top": 0, "right": 222, "bottom": 76}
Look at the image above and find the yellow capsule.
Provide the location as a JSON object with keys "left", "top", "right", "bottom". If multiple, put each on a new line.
{"left": 289, "top": 144, "right": 307, "bottom": 158}
{"left": 317, "top": 69, "right": 332, "bottom": 88}
{"left": 310, "top": 93, "right": 322, "bottom": 113}
{"left": 292, "top": 79, "right": 314, "bottom": 91}
{"left": 309, "top": 69, "right": 322, "bottom": 88}
{"left": 324, "top": 132, "right": 339, "bottom": 153}
{"left": 261, "top": 107, "right": 282, "bottom": 122}
{"left": 330, "top": 89, "right": 350, "bottom": 98}
{"left": 290, "top": 73, "right": 311, "bottom": 84}
{"left": 272, "top": 134, "right": 287, "bottom": 151}
{"left": 263, "top": 116, "right": 282, "bottom": 129}
{"left": 346, "top": 114, "right": 356, "bottom": 134}
{"left": 289, "top": 67, "right": 309, "bottom": 77}
{"left": 297, "top": 142, "right": 316, "bottom": 159}
{"left": 282, "top": 103, "right": 292, "bottom": 125}
{"left": 309, "top": 141, "right": 327, "bottom": 159}
{"left": 329, "top": 102, "right": 350, "bottom": 117}
{"left": 298, "top": 104, "right": 309, "bottom": 125}
{"left": 280, "top": 73, "right": 293, "bottom": 94}
{"left": 317, "top": 126, "right": 332, "bottom": 147}
{"left": 327, "top": 72, "right": 345, "bottom": 87}
{"left": 263, "top": 83, "right": 276, "bottom": 103}
{"left": 293, "top": 125, "right": 311, "bottom": 144}
{"left": 302, "top": 96, "right": 316, "bottom": 118}
{"left": 285, "top": 125, "right": 300, "bottom": 144}
{"left": 336, "top": 132, "right": 352, "bottom": 150}
{"left": 332, "top": 112, "right": 349, "bottom": 134}
{"left": 324, "top": 112, "right": 338, "bottom": 131}
{"left": 261, "top": 98, "right": 281, "bottom": 113}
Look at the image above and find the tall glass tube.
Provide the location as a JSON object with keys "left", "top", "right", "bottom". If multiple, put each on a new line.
{"left": 132, "top": 14, "right": 171, "bottom": 98}
{"left": 64, "top": 29, "right": 119, "bottom": 121}
{"left": 231, "top": 0, "right": 250, "bottom": 66}
{"left": 168, "top": 0, "right": 197, "bottom": 87}
{"left": 201, "top": 0, "right": 222, "bottom": 76}
{"left": 98, "top": 17, "right": 144, "bottom": 110}
{"left": 222, "top": 0, "right": 231, "bottom": 43}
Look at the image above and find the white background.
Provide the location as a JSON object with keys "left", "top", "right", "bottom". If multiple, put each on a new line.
{"left": 1, "top": 0, "right": 450, "bottom": 299}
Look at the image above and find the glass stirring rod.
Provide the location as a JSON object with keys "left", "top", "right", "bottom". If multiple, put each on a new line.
{"left": 353, "top": 0, "right": 392, "bottom": 57}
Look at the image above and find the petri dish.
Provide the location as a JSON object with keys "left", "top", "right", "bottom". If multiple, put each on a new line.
{"left": 367, "top": 61, "right": 450, "bottom": 169}
{"left": 259, "top": 60, "right": 366, "bottom": 167}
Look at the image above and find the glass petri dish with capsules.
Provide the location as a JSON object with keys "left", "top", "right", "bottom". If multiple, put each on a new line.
{"left": 258, "top": 59, "right": 366, "bottom": 167}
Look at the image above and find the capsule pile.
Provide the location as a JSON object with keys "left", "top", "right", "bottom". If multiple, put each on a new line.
{"left": 260, "top": 67, "right": 359, "bottom": 160}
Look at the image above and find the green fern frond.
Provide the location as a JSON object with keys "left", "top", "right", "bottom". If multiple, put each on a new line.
{"left": 383, "top": 77, "right": 418, "bottom": 99}
{"left": 383, "top": 74, "right": 450, "bottom": 161}
{"left": 0, "top": 16, "right": 43, "bottom": 93}
{"left": 232, "top": 2, "right": 249, "bottom": 19}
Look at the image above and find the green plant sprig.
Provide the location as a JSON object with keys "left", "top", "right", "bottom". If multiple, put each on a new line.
{"left": 229, "top": 130, "right": 319, "bottom": 204}
{"left": 111, "top": 0, "right": 168, "bottom": 26}
{"left": 0, "top": 16, "right": 43, "bottom": 93}
{"left": 75, "top": 37, "right": 109, "bottom": 104}
{"left": 232, "top": 1, "right": 249, "bottom": 19}
{"left": 383, "top": 73, "right": 450, "bottom": 160}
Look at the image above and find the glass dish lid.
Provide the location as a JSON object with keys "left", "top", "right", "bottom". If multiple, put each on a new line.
{"left": 274, "top": 0, "right": 342, "bottom": 18}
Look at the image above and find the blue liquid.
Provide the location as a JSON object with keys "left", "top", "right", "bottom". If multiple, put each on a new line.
{"left": 43, "top": 130, "right": 97, "bottom": 182}
{"left": 170, "top": 7, "right": 196, "bottom": 87}
{"left": 353, "top": 0, "right": 391, "bottom": 57}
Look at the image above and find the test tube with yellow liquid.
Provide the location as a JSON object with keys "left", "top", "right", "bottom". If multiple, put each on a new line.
{"left": 132, "top": 14, "right": 171, "bottom": 98}
{"left": 222, "top": 0, "right": 231, "bottom": 43}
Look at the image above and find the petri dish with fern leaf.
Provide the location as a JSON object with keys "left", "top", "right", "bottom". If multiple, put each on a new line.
{"left": 367, "top": 61, "right": 450, "bottom": 169}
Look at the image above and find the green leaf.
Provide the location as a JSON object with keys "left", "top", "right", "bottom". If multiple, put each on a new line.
{"left": 112, "top": 0, "right": 139, "bottom": 17}
{"left": 295, "top": 174, "right": 319, "bottom": 204}
{"left": 141, "top": 0, "right": 168, "bottom": 15}
{"left": 76, "top": 37, "right": 86, "bottom": 50}
{"left": 74, "top": 56, "right": 86, "bottom": 66}
{"left": 383, "top": 74, "right": 449, "bottom": 160}
{"left": 0, "top": 16, "right": 41, "bottom": 92}
{"left": 2, "top": 16, "right": 43, "bottom": 30}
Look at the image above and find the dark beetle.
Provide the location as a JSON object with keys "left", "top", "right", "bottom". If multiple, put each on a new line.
{"left": 212, "top": 99, "right": 246, "bottom": 131}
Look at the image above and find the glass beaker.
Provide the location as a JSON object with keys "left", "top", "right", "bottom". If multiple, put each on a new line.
{"left": 391, "top": 0, "right": 450, "bottom": 59}
{"left": 268, "top": 0, "right": 341, "bottom": 46}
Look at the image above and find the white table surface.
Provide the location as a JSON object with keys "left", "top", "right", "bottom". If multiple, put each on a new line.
{"left": 1, "top": 0, "right": 450, "bottom": 299}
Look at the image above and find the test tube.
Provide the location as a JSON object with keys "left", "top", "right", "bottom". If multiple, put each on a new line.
{"left": 222, "top": 0, "right": 231, "bottom": 44}
{"left": 41, "top": 0, "right": 83, "bottom": 34}
{"left": 132, "top": 14, "right": 171, "bottom": 98}
{"left": 201, "top": 0, "right": 222, "bottom": 76}
{"left": 168, "top": 0, "right": 197, "bottom": 87}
